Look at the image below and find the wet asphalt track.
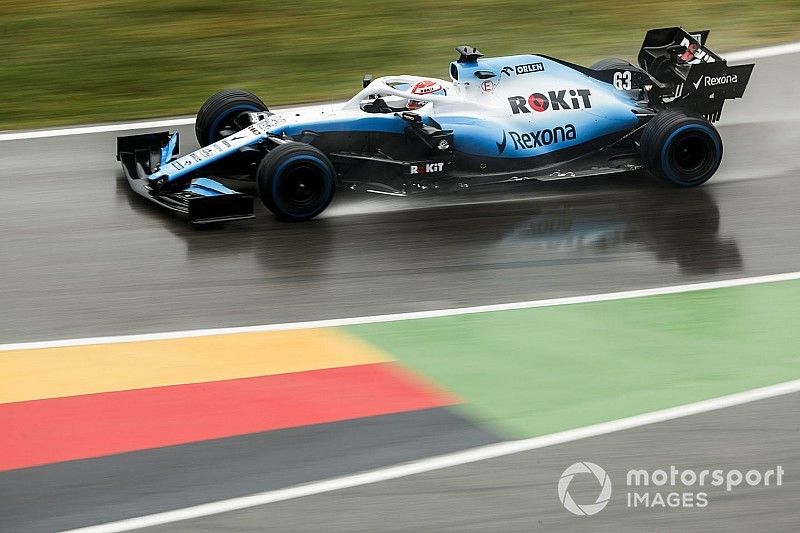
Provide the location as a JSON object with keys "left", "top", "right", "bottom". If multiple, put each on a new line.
{"left": 2, "top": 53, "right": 800, "bottom": 531}
{"left": 0, "top": 53, "right": 798, "bottom": 344}
{"left": 149, "top": 391, "right": 800, "bottom": 533}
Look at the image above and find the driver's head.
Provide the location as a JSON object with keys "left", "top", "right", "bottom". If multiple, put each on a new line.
{"left": 407, "top": 80, "right": 445, "bottom": 110}
{"left": 679, "top": 42, "right": 699, "bottom": 63}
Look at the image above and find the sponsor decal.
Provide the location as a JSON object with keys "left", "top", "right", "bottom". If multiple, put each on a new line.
{"left": 265, "top": 115, "right": 287, "bottom": 128}
{"left": 409, "top": 162, "right": 445, "bottom": 174}
{"left": 516, "top": 62, "right": 545, "bottom": 74}
{"left": 508, "top": 90, "right": 591, "bottom": 114}
{"left": 694, "top": 73, "right": 738, "bottom": 90}
{"left": 481, "top": 80, "right": 495, "bottom": 92}
{"left": 200, "top": 148, "right": 214, "bottom": 158}
{"left": 172, "top": 160, "right": 184, "bottom": 170}
{"left": 221, "top": 139, "right": 232, "bottom": 148}
{"left": 501, "top": 62, "right": 545, "bottom": 77}
{"left": 496, "top": 130, "right": 508, "bottom": 154}
{"left": 190, "top": 153, "right": 202, "bottom": 163}
{"left": 497, "top": 124, "right": 577, "bottom": 154}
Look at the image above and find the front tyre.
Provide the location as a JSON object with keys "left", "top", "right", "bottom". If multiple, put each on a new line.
{"left": 640, "top": 110, "right": 723, "bottom": 187}
{"left": 256, "top": 143, "right": 336, "bottom": 221}
{"left": 195, "top": 89, "right": 269, "bottom": 146}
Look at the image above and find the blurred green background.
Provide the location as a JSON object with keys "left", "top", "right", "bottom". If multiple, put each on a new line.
{"left": 2, "top": 0, "right": 799, "bottom": 130}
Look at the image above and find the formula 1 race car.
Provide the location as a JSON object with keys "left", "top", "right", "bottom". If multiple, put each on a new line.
{"left": 116, "top": 27, "right": 753, "bottom": 223}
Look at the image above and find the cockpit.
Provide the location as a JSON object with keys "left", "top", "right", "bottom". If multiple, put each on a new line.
{"left": 348, "top": 46, "right": 496, "bottom": 114}
{"left": 348, "top": 76, "right": 451, "bottom": 114}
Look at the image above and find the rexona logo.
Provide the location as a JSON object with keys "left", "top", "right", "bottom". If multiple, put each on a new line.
{"left": 696, "top": 74, "right": 738, "bottom": 89}
{"left": 508, "top": 90, "right": 592, "bottom": 114}
{"left": 497, "top": 125, "right": 577, "bottom": 154}
{"left": 501, "top": 62, "right": 545, "bottom": 76}
{"left": 409, "top": 162, "right": 445, "bottom": 174}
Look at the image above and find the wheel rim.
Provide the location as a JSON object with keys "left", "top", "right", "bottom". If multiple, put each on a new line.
{"left": 277, "top": 163, "right": 326, "bottom": 214}
{"left": 667, "top": 131, "right": 716, "bottom": 183}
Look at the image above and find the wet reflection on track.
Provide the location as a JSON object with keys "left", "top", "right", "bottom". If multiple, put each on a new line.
{"left": 155, "top": 176, "right": 741, "bottom": 281}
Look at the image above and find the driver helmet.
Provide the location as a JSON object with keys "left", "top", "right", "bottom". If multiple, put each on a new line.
{"left": 407, "top": 80, "right": 446, "bottom": 110}
{"left": 679, "top": 42, "right": 699, "bottom": 63}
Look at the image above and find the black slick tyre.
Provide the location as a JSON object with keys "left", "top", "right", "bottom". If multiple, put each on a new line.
{"left": 195, "top": 89, "right": 269, "bottom": 146}
{"left": 590, "top": 58, "right": 639, "bottom": 71}
{"left": 256, "top": 143, "right": 336, "bottom": 221}
{"left": 639, "top": 110, "right": 723, "bottom": 187}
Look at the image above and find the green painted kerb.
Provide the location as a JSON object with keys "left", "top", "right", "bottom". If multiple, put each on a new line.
{"left": 345, "top": 280, "right": 800, "bottom": 439}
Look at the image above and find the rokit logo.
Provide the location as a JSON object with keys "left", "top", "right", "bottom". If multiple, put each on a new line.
{"left": 501, "top": 62, "right": 545, "bottom": 76}
{"left": 508, "top": 90, "right": 591, "bottom": 114}
{"left": 694, "top": 73, "right": 738, "bottom": 90}
{"left": 497, "top": 125, "right": 576, "bottom": 154}
{"left": 410, "top": 162, "right": 445, "bottom": 174}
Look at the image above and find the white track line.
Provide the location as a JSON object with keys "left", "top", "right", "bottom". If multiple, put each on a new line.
{"left": 1, "top": 41, "right": 798, "bottom": 143}
{"left": 0, "top": 103, "right": 327, "bottom": 142}
{"left": 725, "top": 41, "right": 800, "bottom": 62}
{"left": 0, "top": 116, "right": 196, "bottom": 141}
{"left": 3, "top": 270, "right": 800, "bottom": 352}
{"left": 65, "top": 376, "right": 800, "bottom": 533}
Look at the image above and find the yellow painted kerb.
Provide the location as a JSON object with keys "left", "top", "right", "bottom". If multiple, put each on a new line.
{"left": 0, "top": 329, "right": 388, "bottom": 404}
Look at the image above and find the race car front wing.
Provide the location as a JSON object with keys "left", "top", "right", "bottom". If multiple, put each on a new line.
{"left": 116, "top": 131, "right": 255, "bottom": 224}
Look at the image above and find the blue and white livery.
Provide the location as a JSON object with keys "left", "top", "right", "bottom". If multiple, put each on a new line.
{"left": 116, "top": 27, "right": 753, "bottom": 223}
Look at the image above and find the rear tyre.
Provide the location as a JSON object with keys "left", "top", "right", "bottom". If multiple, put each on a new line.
{"left": 590, "top": 58, "right": 640, "bottom": 71}
{"left": 195, "top": 89, "right": 269, "bottom": 146}
{"left": 640, "top": 110, "right": 723, "bottom": 187}
{"left": 256, "top": 143, "right": 336, "bottom": 221}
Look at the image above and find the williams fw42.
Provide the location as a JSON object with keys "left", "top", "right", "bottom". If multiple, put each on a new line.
{"left": 116, "top": 27, "right": 753, "bottom": 223}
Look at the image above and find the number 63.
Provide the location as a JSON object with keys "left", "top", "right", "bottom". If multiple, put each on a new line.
{"left": 613, "top": 71, "right": 632, "bottom": 90}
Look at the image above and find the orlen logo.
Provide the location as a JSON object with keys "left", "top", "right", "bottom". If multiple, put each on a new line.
{"left": 501, "top": 62, "right": 545, "bottom": 76}
{"left": 508, "top": 90, "right": 591, "bottom": 114}
{"left": 497, "top": 125, "right": 576, "bottom": 154}
{"left": 410, "top": 162, "right": 445, "bottom": 174}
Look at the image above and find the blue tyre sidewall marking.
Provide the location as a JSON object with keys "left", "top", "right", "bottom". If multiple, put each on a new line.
{"left": 271, "top": 155, "right": 334, "bottom": 214}
{"left": 660, "top": 123, "right": 722, "bottom": 184}
{"left": 208, "top": 104, "right": 262, "bottom": 143}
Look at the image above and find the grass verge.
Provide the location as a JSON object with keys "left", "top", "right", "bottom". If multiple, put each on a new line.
{"left": 2, "top": 0, "right": 799, "bottom": 130}
{"left": 348, "top": 280, "right": 800, "bottom": 438}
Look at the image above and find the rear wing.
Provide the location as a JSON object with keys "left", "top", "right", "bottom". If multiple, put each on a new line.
{"left": 638, "top": 27, "right": 754, "bottom": 121}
